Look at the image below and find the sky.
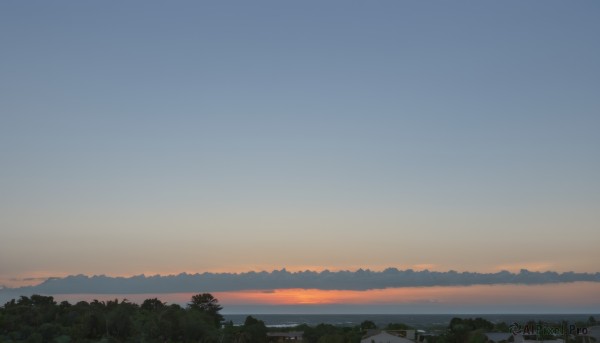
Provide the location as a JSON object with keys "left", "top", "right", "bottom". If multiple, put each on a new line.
{"left": 1, "top": 1, "right": 599, "bottom": 311}
{"left": 51, "top": 282, "right": 600, "bottom": 314}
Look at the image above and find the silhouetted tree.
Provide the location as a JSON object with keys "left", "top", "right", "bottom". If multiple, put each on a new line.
{"left": 188, "top": 293, "right": 224, "bottom": 328}
{"left": 242, "top": 315, "right": 267, "bottom": 343}
{"left": 360, "top": 320, "right": 377, "bottom": 331}
{"left": 141, "top": 297, "right": 166, "bottom": 312}
{"left": 0, "top": 293, "right": 223, "bottom": 342}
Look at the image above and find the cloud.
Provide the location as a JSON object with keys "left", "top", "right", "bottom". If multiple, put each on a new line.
{"left": 1, "top": 268, "right": 598, "bottom": 299}
{"left": 411, "top": 264, "right": 439, "bottom": 271}
{"left": 11, "top": 277, "right": 57, "bottom": 282}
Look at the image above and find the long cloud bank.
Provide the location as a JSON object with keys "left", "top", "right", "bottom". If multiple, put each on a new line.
{"left": 2, "top": 268, "right": 599, "bottom": 298}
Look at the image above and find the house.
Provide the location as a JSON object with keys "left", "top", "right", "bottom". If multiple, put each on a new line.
{"left": 483, "top": 332, "right": 512, "bottom": 342}
{"left": 361, "top": 331, "right": 415, "bottom": 343}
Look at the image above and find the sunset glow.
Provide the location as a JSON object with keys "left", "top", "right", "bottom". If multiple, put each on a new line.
{"left": 51, "top": 282, "right": 600, "bottom": 313}
{"left": 212, "top": 283, "right": 600, "bottom": 307}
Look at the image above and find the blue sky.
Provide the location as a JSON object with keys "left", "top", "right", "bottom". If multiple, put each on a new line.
{"left": 1, "top": 1, "right": 599, "bottom": 287}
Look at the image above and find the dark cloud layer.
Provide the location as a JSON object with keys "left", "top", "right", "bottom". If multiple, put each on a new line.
{"left": 2, "top": 268, "right": 599, "bottom": 297}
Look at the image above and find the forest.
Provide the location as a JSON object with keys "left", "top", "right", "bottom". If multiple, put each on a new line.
{"left": 0, "top": 293, "right": 226, "bottom": 342}
{"left": 0, "top": 294, "right": 595, "bottom": 343}
{"left": 0, "top": 293, "right": 379, "bottom": 343}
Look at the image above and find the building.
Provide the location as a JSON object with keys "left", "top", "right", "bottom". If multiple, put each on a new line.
{"left": 483, "top": 332, "right": 512, "bottom": 342}
{"left": 361, "top": 331, "right": 415, "bottom": 343}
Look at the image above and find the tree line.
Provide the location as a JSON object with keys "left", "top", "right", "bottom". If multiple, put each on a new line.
{"left": 2, "top": 294, "right": 595, "bottom": 343}
{"left": 0, "top": 293, "right": 225, "bottom": 342}
{"left": 0, "top": 294, "right": 398, "bottom": 343}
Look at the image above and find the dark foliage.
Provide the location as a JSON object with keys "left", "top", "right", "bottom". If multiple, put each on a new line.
{"left": 0, "top": 294, "right": 223, "bottom": 342}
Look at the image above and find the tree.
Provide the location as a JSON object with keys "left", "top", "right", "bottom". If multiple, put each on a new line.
{"left": 188, "top": 293, "right": 224, "bottom": 328}
{"left": 0, "top": 294, "right": 226, "bottom": 342}
{"left": 360, "top": 320, "right": 377, "bottom": 331}
{"left": 141, "top": 298, "right": 166, "bottom": 312}
{"left": 242, "top": 316, "right": 267, "bottom": 343}
{"left": 105, "top": 299, "right": 137, "bottom": 339}
{"left": 494, "top": 322, "right": 509, "bottom": 333}
{"left": 318, "top": 334, "right": 346, "bottom": 343}
{"left": 182, "top": 310, "right": 218, "bottom": 342}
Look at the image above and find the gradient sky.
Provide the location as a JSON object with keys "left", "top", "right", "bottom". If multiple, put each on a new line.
{"left": 1, "top": 1, "right": 599, "bottom": 292}
{"left": 52, "top": 282, "right": 600, "bottom": 314}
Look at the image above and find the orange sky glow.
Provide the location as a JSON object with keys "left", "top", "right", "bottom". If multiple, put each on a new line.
{"left": 214, "top": 283, "right": 600, "bottom": 306}
{"left": 51, "top": 282, "right": 600, "bottom": 311}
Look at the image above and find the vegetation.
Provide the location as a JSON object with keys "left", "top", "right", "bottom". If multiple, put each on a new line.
{"left": 0, "top": 294, "right": 223, "bottom": 342}
{"left": 431, "top": 317, "right": 496, "bottom": 343}
{"left": 2, "top": 295, "right": 595, "bottom": 343}
{"left": 298, "top": 323, "right": 362, "bottom": 343}
{"left": 222, "top": 315, "right": 268, "bottom": 343}
{"left": 0, "top": 295, "right": 369, "bottom": 343}
{"left": 428, "top": 317, "right": 599, "bottom": 343}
